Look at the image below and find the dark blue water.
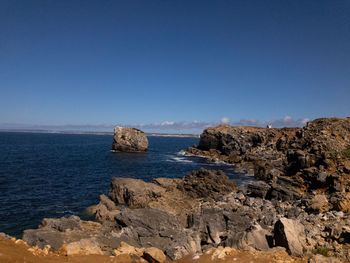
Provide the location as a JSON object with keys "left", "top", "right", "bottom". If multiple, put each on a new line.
{"left": 0, "top": 132, "right": 252, "bottom": 237}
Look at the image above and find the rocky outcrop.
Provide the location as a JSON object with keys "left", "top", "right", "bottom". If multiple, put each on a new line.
{"left": 86, "top": 194, "right": 120, "bottom": 222}
{"left": 186, "top": 118, "right": 350, "bottom": 213}
{"left": 22, "top": 169, "right": 238, "bottom": 260}
{"left": 20, "top": 167, "right": 350, "bottom": 261}
{"left": 115, "top": 208, "right": 200, "bottom": 259}
{"left": 109, "top": 169, "right": 236, "bottom": 226}
{"left": 112, "top": 127, "right": 148, "bottom": 152}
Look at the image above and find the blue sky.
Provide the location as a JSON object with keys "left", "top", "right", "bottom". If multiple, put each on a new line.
{"left": 0, "top": 0, "right": 349, "bottom": 132}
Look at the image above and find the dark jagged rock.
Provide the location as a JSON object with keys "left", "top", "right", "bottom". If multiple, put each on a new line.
{"left": 112, "top": 127, "right": 148, "bottom": 152}
{"left": 246, "top": 181, "right": 271, "bottom": 198}
{"left": 178, "top": 169, "right": 237, "bottom": 201}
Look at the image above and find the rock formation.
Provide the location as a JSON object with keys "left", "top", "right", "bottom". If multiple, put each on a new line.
{"left": 112, "top": 127, "right": 148, "bottom": 152}
{"left": 21, "top": 167, "right": 350, "bottom": 261}
{"left": 186, "top": 117, "right": 350, "bottom": 212}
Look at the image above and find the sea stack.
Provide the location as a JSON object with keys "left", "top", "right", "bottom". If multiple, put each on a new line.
{"left": 112, "top": 127, "right": 148, "bottom": 152}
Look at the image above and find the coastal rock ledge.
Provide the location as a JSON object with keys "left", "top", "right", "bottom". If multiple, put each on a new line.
{"left": 112, "top": 127, "right": 148, "bottom": 152}
{"left": 8, "top": 168, "right": 350, "bottom": 262}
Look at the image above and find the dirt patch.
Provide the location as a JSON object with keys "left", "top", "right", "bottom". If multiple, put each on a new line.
{"left": 0, "top": 236, "right": 307, "bottom": 263}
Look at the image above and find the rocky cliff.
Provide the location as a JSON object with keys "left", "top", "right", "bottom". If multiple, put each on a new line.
{"left": 187, "top": 117, "right": 350, "bottom": 212}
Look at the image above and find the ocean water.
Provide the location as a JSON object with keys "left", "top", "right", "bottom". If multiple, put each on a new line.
{"left": 0, "top": 132, "right": 253, "bottom": 237}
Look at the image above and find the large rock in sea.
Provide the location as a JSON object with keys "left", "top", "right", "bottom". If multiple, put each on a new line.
{"left": 112, "top": 127, "right": 148, "bottom": 152}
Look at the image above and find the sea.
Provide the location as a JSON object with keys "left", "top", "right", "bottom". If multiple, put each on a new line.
{"left": 0, "top": 132, "right": 254, "bottom": 237}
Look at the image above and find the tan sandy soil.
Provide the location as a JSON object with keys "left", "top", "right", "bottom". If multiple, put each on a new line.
{"left": 0, "top": 236, "right": 308, "bottom": 263}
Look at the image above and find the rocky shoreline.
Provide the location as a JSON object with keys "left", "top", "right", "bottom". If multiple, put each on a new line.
{"left": 17, "top": 168, "right": 349, "bottom": 262}
{"left": 1, "top": 117, "right": 350, "bottom": 262}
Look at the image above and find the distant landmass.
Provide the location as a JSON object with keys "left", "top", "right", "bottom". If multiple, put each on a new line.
{"left": 0, "top": 128, "right": 199, "bottom": 138}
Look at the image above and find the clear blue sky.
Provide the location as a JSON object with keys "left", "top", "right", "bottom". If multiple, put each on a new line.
{"left": 0, "top": 0, "right": 349, "bottom": 129}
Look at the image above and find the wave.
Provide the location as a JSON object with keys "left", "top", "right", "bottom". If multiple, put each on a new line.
{"left": 177, "top": 150, "right": 187, "bottom": 156}
{"left": 166, "top": 156, "right": 194, "bottom": 163}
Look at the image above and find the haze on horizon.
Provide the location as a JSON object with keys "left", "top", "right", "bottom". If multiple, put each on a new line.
{"left": 0, "top": 0, "right": 349, "bottom": 133}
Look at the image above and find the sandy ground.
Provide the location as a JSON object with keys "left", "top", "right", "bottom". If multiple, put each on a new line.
{"left": 0, "top": 236, "right": 308, "bottom": 263}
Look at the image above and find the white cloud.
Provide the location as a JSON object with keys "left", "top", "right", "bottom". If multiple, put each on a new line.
{"left": 0, "top": 116, "right": 310, "bottom": 134}
{"left": 221, "top": 117, "right": 230, "bottom": 124}
{"left": 233, "top": 116, "right": 309, "bottom": 128}
{"left": 301, "top": 118, "right": 310, "bottom": 125}
{"left": 160, "top": 121, "right": 175, "bottom": 126}
{"left": 283, "top": 115, "right": 293, "bottom": 123}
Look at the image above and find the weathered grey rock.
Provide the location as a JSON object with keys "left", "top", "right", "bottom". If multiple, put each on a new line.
{"left": 115, "top": 208, "right": 200, "bottom": 260}
{"left": 109, "top": 178, "right": 165, "bottom": 208}
{"left": 267, "top": 176, "right": 304, "bottom": 201}
{"left": 242, "top": 223, "right": 271, "bottom": 250}
{"left": 22, "top": 215, "right": 150, "bottom": 256}
{"left": 274, "top": 217, "right": 306, "bottom": 256}
{"left": 112, "top": 127, "right": 148, "bottom": 152}
{"left": 22, "top": 216, "right": 113, "bottom": 252}
{"left": 109, "top": 169, "right": 236, "bottom": 226}
{"left": 178, "top": 169, "right": 236, "bottom": 201}
{"left": 246, "top": 181, "right": 271, "bottom": 199}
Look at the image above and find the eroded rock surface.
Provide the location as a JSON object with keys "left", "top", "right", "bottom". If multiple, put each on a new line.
{"left": 21, "top": 168, "right": 350, "bottom": 261}
{"left": 274, "top": 218, "right": 306, "bottom": 256}
{"left": 112, "top": 127, "right": 148, "bottom": 152}
{"left": 186, "top": 118, "right": 350, "bottom": 212}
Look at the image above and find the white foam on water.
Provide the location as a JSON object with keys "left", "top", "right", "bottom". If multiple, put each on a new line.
{"left": 177, "top": 150, "right": 187, "bottom": 156}
{"left": 166, "top": 156, "right": 194, "bottom": 163}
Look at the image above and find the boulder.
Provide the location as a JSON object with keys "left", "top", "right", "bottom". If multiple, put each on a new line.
{"left": 178, "top": 168, "right": 236, "bottom": 201}
{"left": 115, "top": 208, "right": 200, "bottom": 260}
{"left": 242, "top": 223, "right": 271, "bottom": 250}
{"left": 309, "top": 194, "right": 329, "bottom": 213}
{"left": 273, "top": 218, "right": 306, "bottom": 256}
{"left": 246, "top": 181, "right": 271, "bottom": 199}
{"left": 332, "top": 192, "right": 350, "bottom": 213}
{"left": 22, "top": 216, "right": 118, "bottom": 254}
{"left": 112, "top": 127, "right": 148, "bottom": 152}
{"left": 62, "top": 238, "right": 103, "bottom": 256}
{"left": 86, "top": 194, "right": 119, "bottom": 222}
{"left": 109, "top": 178, "right": 165, "bottom": 208}
{"left": 113, "top": 241, "right": 144, "bottom": 257}
{"left": 143, "top": 247, "right": 167, "bottom": 263}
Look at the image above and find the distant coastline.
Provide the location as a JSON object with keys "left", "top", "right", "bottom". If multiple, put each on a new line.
{"left": 0, "top": 129, "right": 200, "bottom": 138}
